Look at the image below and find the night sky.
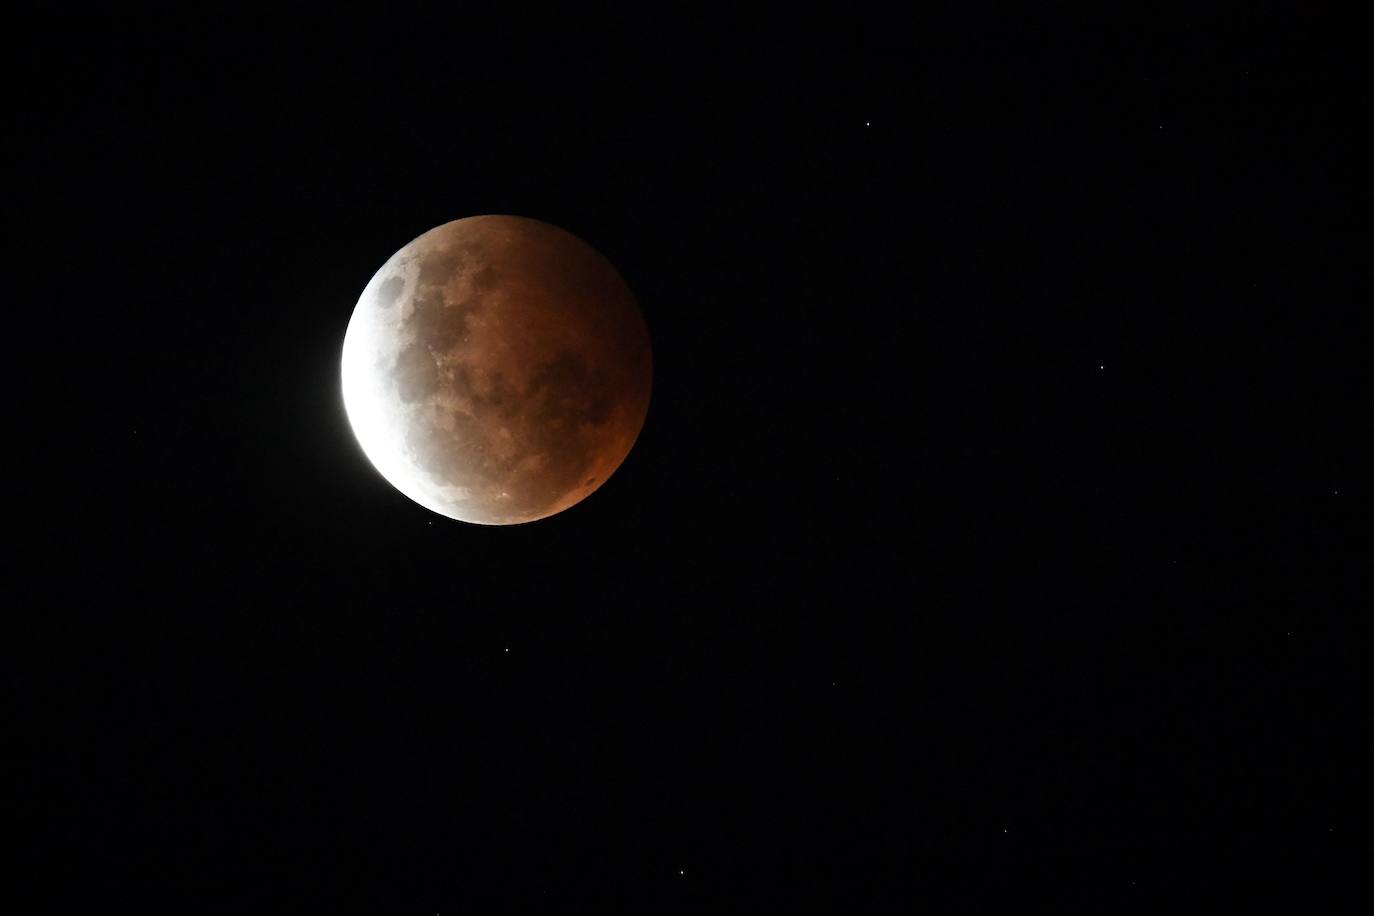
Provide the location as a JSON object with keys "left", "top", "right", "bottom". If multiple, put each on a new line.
{"left": 14, "top": 5, "right": 1368, "bottom": 913}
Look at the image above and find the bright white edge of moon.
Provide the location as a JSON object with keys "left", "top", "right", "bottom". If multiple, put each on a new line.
{"left": 340, "top": 256, "right": 503, "bottom": 523}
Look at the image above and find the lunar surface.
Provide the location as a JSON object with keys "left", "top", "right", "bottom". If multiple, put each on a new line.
{"left": 341, "top": 215, "right": 652, "bottom": 524}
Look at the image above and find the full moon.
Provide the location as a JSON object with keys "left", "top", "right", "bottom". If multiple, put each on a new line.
{"left": 341, "top": 215, "right": 652, "bottom": 525}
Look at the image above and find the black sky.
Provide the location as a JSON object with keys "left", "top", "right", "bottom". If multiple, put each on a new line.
{"left": 13, "top": 4, "right": 1369, "bottom": 913}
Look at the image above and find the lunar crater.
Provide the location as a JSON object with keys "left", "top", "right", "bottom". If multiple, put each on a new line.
{"left": 376, "top": 275, "right": 404, "bottom": 308}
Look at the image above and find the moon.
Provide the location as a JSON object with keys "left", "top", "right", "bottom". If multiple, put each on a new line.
{"left": 341, "top": 215, "right": 652, "bottom": 525}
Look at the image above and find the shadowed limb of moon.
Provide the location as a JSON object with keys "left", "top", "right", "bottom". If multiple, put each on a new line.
{"left": 341, "top": 215, "right": 653, "bottom": 525}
